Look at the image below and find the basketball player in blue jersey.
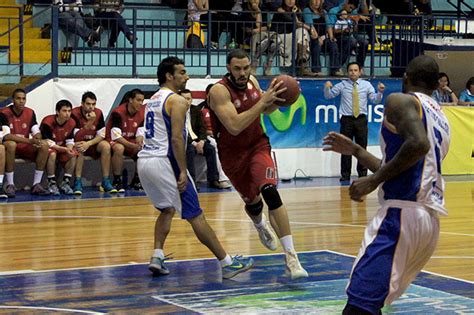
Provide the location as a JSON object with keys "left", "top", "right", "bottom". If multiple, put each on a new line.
{"left": 323, "top": 55, "right": 450, "bottom": 314}
{"left": 137, "top": 56, "right": 254, "bottom": 279}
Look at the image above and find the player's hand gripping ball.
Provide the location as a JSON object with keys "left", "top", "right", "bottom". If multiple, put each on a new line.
{"left": 273, "top": 74, "right": 301, "bottom": 107}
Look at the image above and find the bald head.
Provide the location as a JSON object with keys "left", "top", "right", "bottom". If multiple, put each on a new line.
{"left": 406, "top": 55, "right": 439, "bottom": 92}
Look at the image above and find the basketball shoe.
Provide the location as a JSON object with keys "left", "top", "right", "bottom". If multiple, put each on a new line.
{"left": 254, "top": 213, "right": 278, "bottom": 251}
{"left": 222, "top": 255, "right": 254, "bottom": 279}
{"left": 148, "top": 256, "right": 170, "bottom": 276}
{"left": 285, "top": 251, "right": 308, "bottom": 280}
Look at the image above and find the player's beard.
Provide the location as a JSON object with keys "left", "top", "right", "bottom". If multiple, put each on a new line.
{"left": 229, "top": 72, "right": 249, "bottom": 90}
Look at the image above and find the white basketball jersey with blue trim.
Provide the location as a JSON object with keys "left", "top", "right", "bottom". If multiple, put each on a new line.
{"left": 378, "top": 92, "right": 450, "bottom": 215}
{"left": 138, "top": 88, "right": 185, "bottom": 158}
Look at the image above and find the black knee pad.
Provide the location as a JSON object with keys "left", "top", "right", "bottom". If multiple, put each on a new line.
{"left": 245, "top": 199, "right": 264, "bottom": 216}
{"left": 261, "top": 183, "right": 282, "bottom": 211}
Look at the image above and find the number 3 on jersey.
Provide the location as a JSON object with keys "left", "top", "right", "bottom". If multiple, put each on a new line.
{"left": 145, "top": 111, "right": 154, "bottom": 139}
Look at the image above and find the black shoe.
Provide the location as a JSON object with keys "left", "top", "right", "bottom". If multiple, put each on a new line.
{"left": 339, "top": 176, "right": 350, "bottom": 182}
{"left": 131, "top": 177, "right": 143, "bottom": 191}
{"left": 113, "top": 180, "right": 125, "bottom": 193}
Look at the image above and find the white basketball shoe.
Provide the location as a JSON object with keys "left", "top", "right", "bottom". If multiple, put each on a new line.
{"left": 285, "top": 251, "right": 308, "bottom": 280}
{"left": 254, "top": 213, "right": 278, "bottom": 251}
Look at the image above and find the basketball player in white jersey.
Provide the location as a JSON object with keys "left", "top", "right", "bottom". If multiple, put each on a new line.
{"left": 137, "top": 56, "right": 254, "bottom": 279}
{"left": 323, "top": 55, "right": 450, "bottom": 314}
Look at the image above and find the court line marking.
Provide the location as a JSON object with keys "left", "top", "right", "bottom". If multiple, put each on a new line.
{"left": 0, "top": 306, "right": 105, "bottom": 314}
{"left": 151, "top": 296, "right": 201, "bottom": 313}
{"left": 3, "top": 215, "right": 473, "bottom": 237}
{"left": 325, "top": 249, "right": 474, "bottom": 285}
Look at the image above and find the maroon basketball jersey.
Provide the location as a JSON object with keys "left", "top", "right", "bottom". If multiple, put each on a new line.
{"left": 210, "top": 75, "right": 269, "bottom": 152}
{"left": 0, "top": 106, "right": 37, "bottom": 138}
{"left": 105, "top": 103, "right": 145, "bottom": 141}
{"left": 71, "top": 106, "right": 105, "bottom": 141}
{"left": 40, "top": 114, "right": 76, "bottom": 146}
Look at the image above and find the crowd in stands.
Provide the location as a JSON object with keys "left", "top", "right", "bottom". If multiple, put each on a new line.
{"left": 48, "top": 0, "right": 442, "bottom": 76}
{"left": 0, "top": 88, "right": 230, "bottom": 199}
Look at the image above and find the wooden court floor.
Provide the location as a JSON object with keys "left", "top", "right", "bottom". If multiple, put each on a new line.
{"left": 0, "top": 180, "right": 473, "bottom": 282}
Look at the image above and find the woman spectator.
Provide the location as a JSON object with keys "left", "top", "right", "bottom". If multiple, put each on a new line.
{"left": 271, "top": 0, "right": 317, "bottom": 76}
{"left": 431, "top": 72, "right": 458, "bottom": 106}
{"left": 302, "top": 0, "right": 328, "bottom": 75}
{"left": 458, "top": 77, "right": 474, "bottom": 106}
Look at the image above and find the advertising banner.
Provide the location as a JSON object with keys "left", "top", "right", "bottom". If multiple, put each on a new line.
{"left": 259, "top": 78, "right": 401, "bottom": 148}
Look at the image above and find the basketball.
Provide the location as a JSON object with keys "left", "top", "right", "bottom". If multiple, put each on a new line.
{"left": 273, "top": 74, "right": 301, "bottom": 107}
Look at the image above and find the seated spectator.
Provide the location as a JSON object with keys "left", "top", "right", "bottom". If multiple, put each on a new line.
{"left": 94, "top": 0, "right": 135, "bottom": 48}
{"left": 0, "top": 121, "right": 7, "bottom": 199}
{"left": 327, "top": 0, "right": 369, "bottom": 76}
{"left": 106, "top": 89, "right": 145, "bottom": 192}
{"left": 431, "top": 72, "right": 458, "bottom": 106}
{"left": 54, "top": 0, "right": 102, "bottom": 47}
{"left": 200, "top": 0, "right": 234, "bottom": 48}
{"left": 72, "top": 91, "right": 116, "bottom": 195}
{"left": 458, "top": 77, "right": 474, "bottom": 106}
{"left": 0, "top": 89, "right": 50, "bottom": 197}
{"left": 41, "top": 100, "right": 77, "bottom": 195}
{"left": 197, "top": 84, "right": 231, "bottom": 188}
{"left": 178, "top": 89, "right": 229, "bottom": 189}
{"left": 303, "top": 0, "right": 329, "bottom": 75}
{"left": 270, "top": 0, "right": 317, "bottom": 76}
{"left": 241, "top": 0, "right": 277, "bottom": 76}
{"left": 187, "top": 0, "right": 208, "bottom": 22}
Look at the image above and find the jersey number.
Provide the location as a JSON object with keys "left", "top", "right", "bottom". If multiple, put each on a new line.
{"left": 432, "top": 126, "right": 442, "bottom": 174}
{"left": 145, "top": 111, "right": 154, "bottom": 139}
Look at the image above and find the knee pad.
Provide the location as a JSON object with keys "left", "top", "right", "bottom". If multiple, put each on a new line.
{"left": 245, "top": 199, "right": 263, "bottom": 216}
{"left": 261, "top": 183, "right": 282, "bottom": 211}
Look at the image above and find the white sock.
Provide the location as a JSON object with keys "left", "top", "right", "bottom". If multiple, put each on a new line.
{"left": 0, "top": 175, "right": 4, "bottom": 184}
{"left": 254, "top": 214, "right": 266, "bottom": 228}
{"left": 219, "top": 254, "right": 233, "bottom": 267}
{"left": 153, "top": 249, "right": 164, "bottom": 259}
{"left": 5, "top": 172, "right": 13, "bottom": 185}
{"left": 33, "top": 170, "right": 44, "bottom": 185}
{"left": 280, "top": 235, "right": 295, "bottom": 253}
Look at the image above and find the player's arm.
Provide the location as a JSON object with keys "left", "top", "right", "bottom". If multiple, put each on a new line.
{"left": 209, "top": 79, "right": 285, "bottom": 136}
{"left": 86, "top": 116, "right": 106, "bottom": 147}
{"left": 168, "top": 95, "right": 188, "bottom": 192}
{"left": 371, "top": 93, "right": 430, "bottom": 183}
{"left": 0, "top": 114, "right": 10, "bottom": 141}
{"left": 40, "top": 123, "right": 68, "bottom": 153}
{"left": 323, "top": 132, "right": 381, "bottom": 173}
{"left": 250, "top": 76, "right": 279, "bottom": 115}
{"left": 110, "top": 112, "right": 138, "bottom": 150}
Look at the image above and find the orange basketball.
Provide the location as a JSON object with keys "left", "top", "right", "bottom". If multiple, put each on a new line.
{"left": 274, "top": 74, "right": 301, "bottom": 107}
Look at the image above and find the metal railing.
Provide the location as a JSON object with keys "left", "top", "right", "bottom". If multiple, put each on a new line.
{"left": 0, "top": 5, "right": 472, "bottom": 80}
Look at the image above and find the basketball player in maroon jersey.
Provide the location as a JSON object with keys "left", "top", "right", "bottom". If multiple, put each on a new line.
{"left": 72, "top": 91, "right": 116, "bottom": 194}
{"left": 106, "top": 89, "right": 145, "bottom": 192}
{"left": 208, "top": 49, "right": 308, "bottom": 279}
{"left": 40, "top": 100, "right": 77, "bottom": 195}
{"left": 0, "top": 88, "right": 49, "bottom": 197}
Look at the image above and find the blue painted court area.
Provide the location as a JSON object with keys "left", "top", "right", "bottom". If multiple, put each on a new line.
{"left": 0, "top": 251, "right": 472, "bottom": 314}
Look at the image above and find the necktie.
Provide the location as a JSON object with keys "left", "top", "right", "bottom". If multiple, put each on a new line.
{"left": 186, "top": 112, "right": 198, "bottom": 141}
{"left": 352, "top": 82, "right": 359, "bottom": 118}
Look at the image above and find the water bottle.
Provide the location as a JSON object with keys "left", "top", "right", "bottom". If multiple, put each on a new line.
{"left": 228, "top": 39, "right": 237, "bottom": 49}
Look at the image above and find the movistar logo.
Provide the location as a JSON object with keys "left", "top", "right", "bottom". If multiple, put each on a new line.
{"left": 261, "top": 94, "right": 307, "bottom": 133}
